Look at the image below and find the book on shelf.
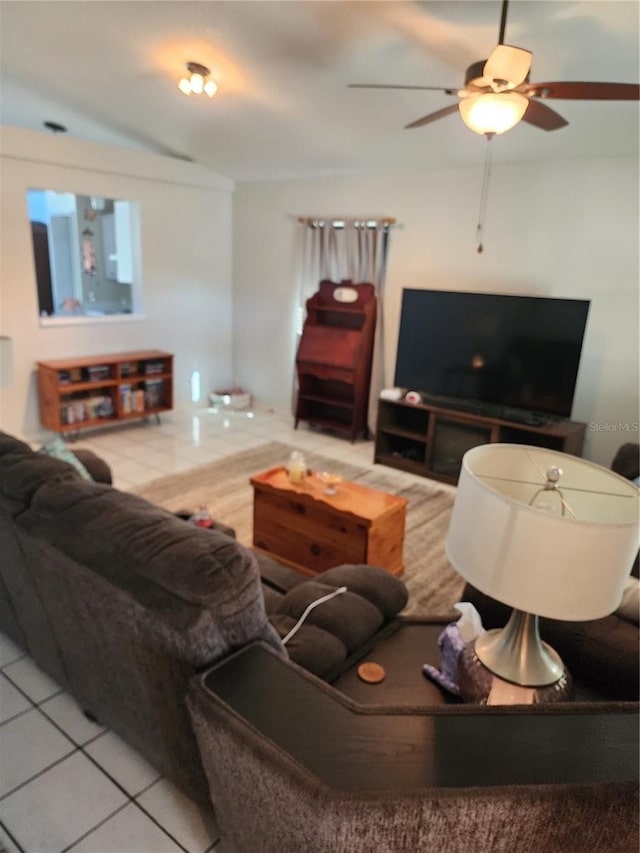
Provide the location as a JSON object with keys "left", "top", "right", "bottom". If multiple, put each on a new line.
{"left": 144, "top": 379, "right": 164, "bottom": 409}
{"left": 120, "top": 384, "right": 148, "bottom": 414}
{"left": 60, "top": 395, "right": 114, "bottom": 424}
{"left": 84, "top": 365, "right": 111, "bottom": 382}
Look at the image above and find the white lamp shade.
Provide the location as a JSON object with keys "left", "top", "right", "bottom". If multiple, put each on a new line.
{"left": 446, "top": 444, "right": 639, "bottom": 620}
{"left": 459, "top": 92, "right": 529, "bottom": 135}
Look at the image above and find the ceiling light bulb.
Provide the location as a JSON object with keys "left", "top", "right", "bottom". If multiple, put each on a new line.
{"left": 459, "top": 92, "right": 529, "bottom": 135}
{"left": 178, "top": 78, "right": 192, "bottom": 96}
{"left": 190, "top": 73, "right": 204, "bottom": 95}
{"left": 204, "top": 80, "right": 218, "bottom": 98}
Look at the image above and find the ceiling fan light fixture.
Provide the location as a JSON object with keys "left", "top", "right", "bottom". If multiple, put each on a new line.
{"left": 178, "top": 62, "right": 217, "bottom": 98}
{"left": 459, "top": 92, "right": 528, "bottom": 135}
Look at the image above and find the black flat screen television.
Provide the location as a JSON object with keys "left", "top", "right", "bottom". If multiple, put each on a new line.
{"left": 393, "top": 290, "right": 590, "bottom": 419}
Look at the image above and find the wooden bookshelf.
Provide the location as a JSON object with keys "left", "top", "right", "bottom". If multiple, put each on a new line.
{"left": 37, "top": 349, "right": 173, "bottom": 435}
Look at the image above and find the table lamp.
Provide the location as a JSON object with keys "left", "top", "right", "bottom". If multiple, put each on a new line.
{"left": 446, "top": 444, "right": 639, "bottom": 703}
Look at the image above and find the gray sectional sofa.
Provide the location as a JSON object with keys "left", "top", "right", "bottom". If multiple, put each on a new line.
{"left": 0, "top": 430, "right": 407, "bottom": 807}
{"left": 1, "top": 429, "right": 637, "bottom": 851}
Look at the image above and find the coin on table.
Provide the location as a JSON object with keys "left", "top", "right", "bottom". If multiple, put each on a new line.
{"left": 357, "top": 661, "right": 386, "bottom": 684}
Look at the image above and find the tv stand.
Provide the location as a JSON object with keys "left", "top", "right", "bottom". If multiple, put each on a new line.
{"left": 374, "top": 397, "right": 586, "bottom": 485}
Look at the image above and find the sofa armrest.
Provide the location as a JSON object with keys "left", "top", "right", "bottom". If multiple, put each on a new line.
{"left": 72, "top": 449, "right": 113, "bottom": 485}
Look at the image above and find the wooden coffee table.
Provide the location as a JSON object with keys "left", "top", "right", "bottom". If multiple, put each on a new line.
{"left": 250, "top": 466, "right": 407, "bottom": 576}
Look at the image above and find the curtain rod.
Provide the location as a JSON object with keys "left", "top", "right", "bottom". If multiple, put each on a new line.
{"left": 297, "top": 216, "right": 396, "bottom": 226}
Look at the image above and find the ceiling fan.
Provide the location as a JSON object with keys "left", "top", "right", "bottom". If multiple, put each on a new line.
{"left": 349, "top": 0, "right": 639, "bottom": 136}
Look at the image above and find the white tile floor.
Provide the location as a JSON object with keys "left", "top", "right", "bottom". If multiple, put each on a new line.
{"left": 2, "top": 404, "right": 427, "bottom": 853}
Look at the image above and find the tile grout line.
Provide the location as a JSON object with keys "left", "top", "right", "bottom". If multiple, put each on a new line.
{"left": 2, "top": 696, "right": 194, "bottom": 853}
{"left": 0, "top": 677, "right": 171, "bottom": 853}
{"left": 59, "top": 800, "right": 132, "bottom": 853}
{"left": 0, "top": 817, "right": 26, "bottom": 853}
{"left": 42, "top": 708, "right": 195, "bottom": 852}
{"left": 0, "top": 747, "right": 79, "bottom": 803}
{"left": 0, "top": 653, "right": 27, "bottom": 671}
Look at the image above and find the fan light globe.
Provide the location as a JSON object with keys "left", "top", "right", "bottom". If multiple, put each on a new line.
{"left": 459, "top": 92, "right": 529, "bottom": 135}
{"left": 178, "top": 62, "right": 218, "bottom": 98}
{"left": 190, "top": 73, "right": 204, "bottom": 95}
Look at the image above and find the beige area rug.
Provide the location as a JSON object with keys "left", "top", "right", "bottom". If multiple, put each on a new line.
{"left": 134, "top": 441, "right": 465, "bottom": 617}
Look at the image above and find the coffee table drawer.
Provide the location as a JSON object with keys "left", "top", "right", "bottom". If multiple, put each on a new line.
{"left": 253, "top": 490, "right": 367, "bottom": 574}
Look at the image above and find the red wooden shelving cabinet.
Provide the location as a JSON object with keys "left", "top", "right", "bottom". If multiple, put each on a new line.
{"left": 294, "top": 279, "right": 376, "bottom": 441}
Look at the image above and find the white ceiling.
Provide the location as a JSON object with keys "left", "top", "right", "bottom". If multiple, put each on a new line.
{"left": 1, "top": 1, "right": 638, "bottom": 181}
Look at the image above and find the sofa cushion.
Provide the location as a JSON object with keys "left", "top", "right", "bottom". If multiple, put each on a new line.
{"left": 611, "top": 442, "right": 640, "bottom": 481}
{"left": 0, "top": 433, "right": 81, "bottom": 515}
{"left": 262, "top": 583, "right": 285, "bottom": 615}
{"left": 616, "top": 577, "right": 639, "bottom": 624}
{"left": 0, "top": 432, "right": 32, "bottom": 456}
{"left": 72, "top": 448, "right": 113, "bottom": 485}
{"left": 269, "top": 614, "right": 347, "bottom": 677}
{"left": 319, "top": 564, "right": 408, "bottom": 618}
{"left": 275, "top": 580, "right": 383, "bottom": 654}
{"left": 269, "top": 565, "right": 409, "bottom": 677}
{"left": 19, "top": 477, "right": 268, "bottom": 616}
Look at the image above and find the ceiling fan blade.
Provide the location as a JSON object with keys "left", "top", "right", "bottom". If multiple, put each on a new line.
{"left": 348, "top": 83, "right": 457, "bottom": 94}
{"left": 484, "top": 45, "right": 532, "bottom": 88}
{"left": 521, "top": 99, "right": 568, "bottom": 131}
{"left": 405, "top": 104, "right": 460, "bottom": 129}
{"left": 523, "top": 81, "right": 640, "bottom": 100}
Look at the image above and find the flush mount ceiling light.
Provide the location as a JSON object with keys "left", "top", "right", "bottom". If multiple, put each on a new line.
{"left": 178, "top": 62, "right": 218, "bottom": 98}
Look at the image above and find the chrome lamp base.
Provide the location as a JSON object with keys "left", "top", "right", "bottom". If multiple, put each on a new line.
{"left": 458, "top": 609, "right": 574, "bottom": 704}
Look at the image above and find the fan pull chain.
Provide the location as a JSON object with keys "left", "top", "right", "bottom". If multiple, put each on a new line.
{"left": 476, "top": 134, "right": 494, "bottom": 253}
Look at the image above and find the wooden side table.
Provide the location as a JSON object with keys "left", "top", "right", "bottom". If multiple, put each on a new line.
{"left": 250, "top": 466, "right": 407, "bottom": 576}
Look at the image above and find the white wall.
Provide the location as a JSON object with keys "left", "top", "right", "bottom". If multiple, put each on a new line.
{"left": 0, "top": 126, "right": 234, "bottom": 440}
{"left": 233, "top": 157, "right": 639, "bottom": 465}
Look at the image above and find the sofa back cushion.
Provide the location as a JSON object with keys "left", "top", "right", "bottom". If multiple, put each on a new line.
{"left": 0, "top": 431, "right": 81, "bottom": 515}
{"left": 19, "top": 477, "right": 276, "bottom": 635}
